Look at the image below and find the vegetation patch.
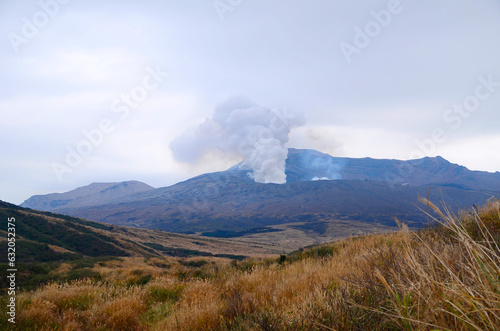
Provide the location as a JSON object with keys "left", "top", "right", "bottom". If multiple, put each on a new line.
{"left": 144, "top": 242, "right": 246, "bottom": 260}
{"left": 201, "top": 226, "right": 282, "bottom": 238}
{"left": 0, "top": 208, "right": 129, "bottom": 258}
{"left": 1, "top": 199, "right": 499, "bottom": 330}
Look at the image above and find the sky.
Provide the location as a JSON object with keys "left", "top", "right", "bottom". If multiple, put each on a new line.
{"left": 1, "top": 0, "right": 500, "bottom": 204}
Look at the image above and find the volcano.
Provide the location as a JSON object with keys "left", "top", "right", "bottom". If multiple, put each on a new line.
{"left": 21, "top": 149, "right": 500, "bottom": 247}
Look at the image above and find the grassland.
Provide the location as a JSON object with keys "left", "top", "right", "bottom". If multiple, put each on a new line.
{"left": 1, "top": 198, "right": 498, "bottom": 330}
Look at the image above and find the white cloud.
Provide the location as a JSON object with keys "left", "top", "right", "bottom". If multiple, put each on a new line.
{"left": 439, "top": 135, "right": 500, "bottom": 172}
{"left": 1, "top": 0, "right": 500, "bottom": 203}
{"left": 289, "top": 125, "right": 412, "bottom": 160}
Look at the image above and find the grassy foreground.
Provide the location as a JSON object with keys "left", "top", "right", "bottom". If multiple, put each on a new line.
{"left": 2, "top": 199, "right": 499, "bottom": 330}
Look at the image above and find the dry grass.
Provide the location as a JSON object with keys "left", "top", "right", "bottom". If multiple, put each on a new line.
{"left": 3, "top": 199, "right": 499, "bottom": 330}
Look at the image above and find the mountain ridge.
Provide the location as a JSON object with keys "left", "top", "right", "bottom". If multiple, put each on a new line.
{"left": 282, "top": 148, "right": 500, "bottom": 191}
{"left": 19, "top": 149, "right": 499, "bottom": 247}
{"left": 22, "top": 149, "right": 500, "bottom": 213}
{"left": 21, "top": 180, "right": 154, "bottom": 211}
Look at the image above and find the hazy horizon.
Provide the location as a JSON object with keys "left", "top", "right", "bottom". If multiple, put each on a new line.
{"left": 2, "top": 0, "right": 500, "bottom": 204}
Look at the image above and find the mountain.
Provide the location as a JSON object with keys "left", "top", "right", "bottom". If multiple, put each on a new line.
{"left": 20, "top": 149, "right": 499, "bottom": 247}
{"left": 283, "top": 148, "right": 500, "bottom": 191}
{"left": 21, "top": 180, "right": 154, "bottom": 211}
{"left": 43, "top": 173, "right": 494, "bottom": 230}
{"left": 229, "top": 148, "right": 500, "bottom": 191}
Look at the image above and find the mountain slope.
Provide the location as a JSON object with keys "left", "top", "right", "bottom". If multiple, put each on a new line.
{"left": 21, "top": 180, "right": 154, "bottom": 211}
{"left": 19, "top": 149, "right": 499, "bottom": 245}
{"left": 0, "top": 201, "right": 277, "bottom": 264}
{"left": 49, "top": 174, "right": 494, "bottom": 234}
{"left": 283, "top": 149, "right": 500, "bottom": 191}
{"left": 0, "top": 200, "right": 280, "bottom": 293}
{"left": 23, "top": 150, "right": 500, "bottom": 215}
{"left": 0, "top": 200, "right": 149, "bottom": 262}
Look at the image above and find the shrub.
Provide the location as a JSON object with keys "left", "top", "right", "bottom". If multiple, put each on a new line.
{"left": 148, "top": 284, "right": 183, "bottom": 303}
{"left": 101, "top": 296, "right": 145, "bottom": 331}
{"left": 127, "top": 274, "right": 152, "bottom": 286}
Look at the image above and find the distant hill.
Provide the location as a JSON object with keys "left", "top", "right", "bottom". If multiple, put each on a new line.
{"left": 0, "top": 201, "right": 277, "bottom": 264}
{"left": 20, "top": 149, "right": 500, "bottom": 245}
{"left": 21, "top": 180, "right": 154, "bottom": 211}
{"left": 0, "top": 200, "right": 151, "bottom": 263}
{"left": 0, "top": 200, "right": 280, "bottom": 292}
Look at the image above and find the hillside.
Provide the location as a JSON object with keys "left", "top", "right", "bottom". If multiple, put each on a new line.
{"left": 0, "top": 200, "right": 149, "bottom": 262}
{"left": 0, "top": 201, "right": 281, "bottom": 292}
{"left": 0, "top": 201, "right": 278, "bottom": 260}
{"left": 3, "top": 200, "right": 498, "bottom": 330}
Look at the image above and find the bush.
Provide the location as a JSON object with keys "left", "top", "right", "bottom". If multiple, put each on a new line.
{"left": 127, "top": 274, "right": 152, "bottom": 286}
{"left": 148, "top": 285, "right": 184, "bottom": 303}
{"left": 64, "top": 269, "right": 102, "bottom": 282}
{"left": 179, "top": 259, "right": 208, "bottom": 268}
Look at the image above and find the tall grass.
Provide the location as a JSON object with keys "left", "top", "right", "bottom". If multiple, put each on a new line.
{"left": 373, "top": 198, "right": 500, "bottom": 330}
{"left": 1, "top": 199, "right": 498, "bottom": 330}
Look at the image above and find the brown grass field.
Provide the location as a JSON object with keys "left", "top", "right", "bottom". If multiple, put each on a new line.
{"left": 2, "top": 199, "right": 499, "bottom": 330}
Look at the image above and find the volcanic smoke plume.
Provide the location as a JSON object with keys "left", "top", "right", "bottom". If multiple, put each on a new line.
{"left": 170, "top": 97, "right": 304, "bottom": 184}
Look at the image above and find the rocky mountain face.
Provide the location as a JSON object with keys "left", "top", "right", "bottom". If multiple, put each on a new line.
{"left": 283, "top": 148, "right": 500, "bottom": 191}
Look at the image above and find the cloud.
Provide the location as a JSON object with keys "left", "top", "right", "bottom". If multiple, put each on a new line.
{"left": 2, "top": 0, "right": 500, "bottom": 204}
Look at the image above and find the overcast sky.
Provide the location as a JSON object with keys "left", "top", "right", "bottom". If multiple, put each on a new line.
{"left": 1, "top": 0, "right": 500, "bottom": 204}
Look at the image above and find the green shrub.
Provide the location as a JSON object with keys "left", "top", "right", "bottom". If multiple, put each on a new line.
{"left": 148, "top": 285, "right": 184, "bottom": 303}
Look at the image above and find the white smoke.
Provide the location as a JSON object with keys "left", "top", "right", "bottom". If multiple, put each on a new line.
{"left": 312, "top": 176, "right": 329, "bottom": 181}
{"left": 170, "top": 97, "right": 305, "bottom": 184}
{"left": 293, "top": 149, "right": 345, "bottom": 181}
